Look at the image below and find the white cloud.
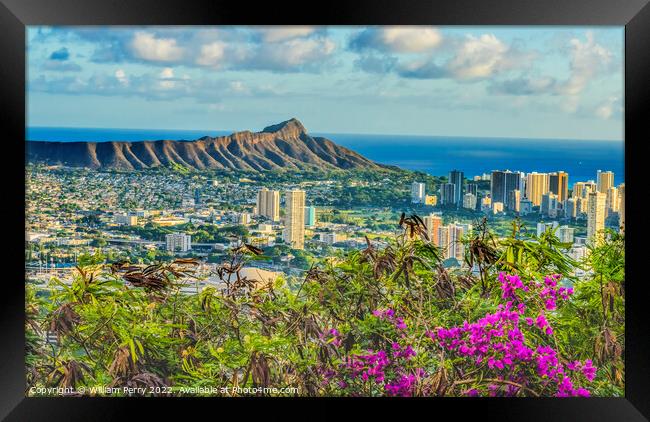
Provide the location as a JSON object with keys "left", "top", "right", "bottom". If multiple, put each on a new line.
{"left": 129, "top": 31, "right": 184, "bottom": 62}
{"left": 257, "top": 26, "right": 317, "bottom": 42}
{"left": 379, "top": 26, "right": 443, "bottom": 53}
{"left": 159, "top": 67, "right": 175, "bottom": 89}
{"left": 250, "top": 37, "right": 336, "bottom": 70}
{"left": 30, "top": 69, "right": 290, "bottom": 104}
{"left": 229, "top": 81, "right": 246, "bottom": 92}
{"left": 282, "top": 38, "right": 336, "bottom": 65}
{"left": 383, "top": 32, "right": 534, "bottom": 81}
{"left": 114, "top": 68, "right": 128, "bottom": 85}
{"left": 447, "top": 34, "right": 511, "bottom": 80}
{"left": 349, "top": 26, "right": 442, "bottom": 53}
{"left": 159, "top": 67, "right": 174, "bottom": 78}
{"left": 196, "top": 41, "right": 225, "bottom": 67}
{"left": 595, "top": 96, "right": 620, "bottom": 119}
{"left": 559, "top": 31, "right": 613, "bottom": 96}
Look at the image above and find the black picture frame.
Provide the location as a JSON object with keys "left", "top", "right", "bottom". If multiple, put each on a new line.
{"left": 1, "top": 0, "right": 649, "bottom": 420}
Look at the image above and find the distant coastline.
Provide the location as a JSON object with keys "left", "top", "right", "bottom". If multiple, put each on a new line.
{"left": 27, "top": 126, "right": 625, "bottom": 187}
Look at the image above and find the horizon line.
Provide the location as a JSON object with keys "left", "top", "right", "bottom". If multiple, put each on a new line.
{"left": 26, "top": 125, "right": 624, "bottom": 143}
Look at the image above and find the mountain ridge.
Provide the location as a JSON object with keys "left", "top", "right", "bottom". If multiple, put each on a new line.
{"left": 26, "top": 118, "right": 387, "bottom": 172}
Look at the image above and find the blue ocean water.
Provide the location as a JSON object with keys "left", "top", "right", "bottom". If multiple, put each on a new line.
{"left": 27, "top": 127, "right": 624, "bottom": 186}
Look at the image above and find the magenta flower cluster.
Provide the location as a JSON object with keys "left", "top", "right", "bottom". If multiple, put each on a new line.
{"left": 333, "top": 344, "right": 423, "bottom": 396}
{"left": 385, "top": 369, "right": 426, "bottom": 396}
{"left": 321, "top": 328, "right": 343, "bottom": 347}
{"left": 321, "top": 309, "right": 425, "bottom": 396}
{"left": 391, "top": 341, "right": 416, "bottom": 360}
{"left": 499, "top": 272, "right": 574, "bottom": 312}
{"left": 499, "top": 272, "right": 529, "bottom": 300}
{"left": 427, "top": 273, "right": 594, "bottom": 397}
{"left": 538, "top": 274, "right": 574, "bottom": 311}
{"left": 373, "top": 308, "right": 408, "bottom": 330}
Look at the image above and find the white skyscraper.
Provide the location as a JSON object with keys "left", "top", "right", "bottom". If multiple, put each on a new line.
{"left": 565, "top": 198, "right": 578, "bottom": 219}
{"left": 537, "top": 221, "right": 559, "bottom": 237}
{"left": 283, "top": 190, "right": 306, "bottom": 250}
{"left": 256, "top": 188, "right": 280, "bottom": 222}
{"left": 463, "top": 193, "right": 477, "bottom": 210}
{"left": 449, "top": 223, "right": 465, "bottom": 262}
{"left": 541, "top": 192, "right": 558, "bottom": 217}
{"left": 411, "top": 182, "right": 426, "bottom": 204}
{"left": 558, "top": 226, "right": 575, "bottom": 244}
{"left": 618, "top": 183, "right": 625, "bottom": 233}
{"left": 166, "top": 233, "right": 191, "bottom": 252}
{"left": 437, "top": 222, "right": 466, "bottom": 261}
{"left": 587, "top": 191, "right": 607, "bottom": 244}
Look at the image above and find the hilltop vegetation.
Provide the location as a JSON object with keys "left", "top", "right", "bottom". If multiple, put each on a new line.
{"left": 25, "top": 218, "right": 624, "bottom": 397}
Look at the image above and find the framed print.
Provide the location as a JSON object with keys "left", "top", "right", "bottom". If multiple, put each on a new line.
{"left": 1, "top": 0, "right": 649, "bottom": 420}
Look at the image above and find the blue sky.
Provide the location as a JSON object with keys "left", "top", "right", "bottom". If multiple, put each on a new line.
{"left": 27, "top": 26, "right": 624, "bottom": 140}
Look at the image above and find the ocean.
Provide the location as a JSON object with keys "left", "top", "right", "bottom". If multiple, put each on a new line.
{"left": 27, "top": 127, "right": 624, "bottom": 187}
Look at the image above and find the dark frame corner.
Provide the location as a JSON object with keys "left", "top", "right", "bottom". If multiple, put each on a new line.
{"left": 1, "top": 0, "right": 649, "bottom": 420}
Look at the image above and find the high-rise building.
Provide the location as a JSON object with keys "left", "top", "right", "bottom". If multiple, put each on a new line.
{"left": 440, "top": 183, "right": 456, "bottom": 206}
{"left": 437, "top": 222, "right": 466, "bottom": 262}
{"left": 166, "top": 233, "right": 191, "bottom": 252}
{"left": 558, "top": 226, "right": 575, "bottom": 244}
{"left": 577, "top": 196, "right": 588, "bottom": 215}
{"left": 463, "top": 193, "right": 477, "bottom": 210}
{"left": 466, "top": 183, "right": 478, "bottom": 197}
{"left": 549, "top": 171, "right": 569, "bottom": 202}
{"left": 520, "top": 173, "right": 528, "bottom": 196}
{"left": 238, "top": 212, "right": 251, "bottom": 225}
{"left": 490, "top": 171, "right": 506, "bottom": 204}
{"left": 572, "top": 182, "right": 584, "bottom": 199}
{"left": 449, "top": 223, "right": 465, "bottom": 262}
{"left": 587, "top": 191, "right": 607, "bottom": 244}
{"left": 572, "top": 181, "right": 595, "bottom": 199}
{"left": 423, "top": 214, "right": 442, "bottom": 245}
{"left": 541, "top": 193, "right": 558, "bottom": 217}
{"left": 114, "top": 214, "right": 138, "bottom": 226}
{"left": 256, "top": 188, "right": 280, "bottom": 222}
{"left": 481, "top": 196, "right": 492, "bottom": 212}
{"left": 305, "top": 206, "right": 317, "bottom": 227}
{"left": 619, "top": 183, "right": 625, "bottom": 233}
{"left": 411, "top": 182, "right": 426, "bottom": 204}
{"left": 606, "top": 186, "right": 619, "bottom": 215}
{"left": 519, "top": 199, "right": 533, "bottom": 215}
{"left": 526, "top": 172, "right": 549, "bottom": 206}
{"left": 565, "top": 198, "right": 578, "bottom": 219}
{"left": 537, "top": 221, "right": 559, "bottom": 237}
{"left": 491, "top": 170, "right": 522, "bottom": 206}
{"left": 508, "top": 189, "right": 521, "bottom": 213}
{"left": 448, "top": 170, "right": 464, "bottom": 205}
{"left": 438, "top": 226, "right": 450, "bottom": 258}
{"left": 283, "top": 190, "right": 306, "bottom": 250}
{"left": 319, "top": 232, "right": 338, "bottom": 245}
{"left": 194, "top": 188, "right": 202, "bottom": 206}
{"left": 597, "top": 170, "right": 615, "bottom": 194}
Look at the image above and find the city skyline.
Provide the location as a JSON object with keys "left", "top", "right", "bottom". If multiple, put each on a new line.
{"left": 28, "top": 26, "right": 624, "bottom": 141}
